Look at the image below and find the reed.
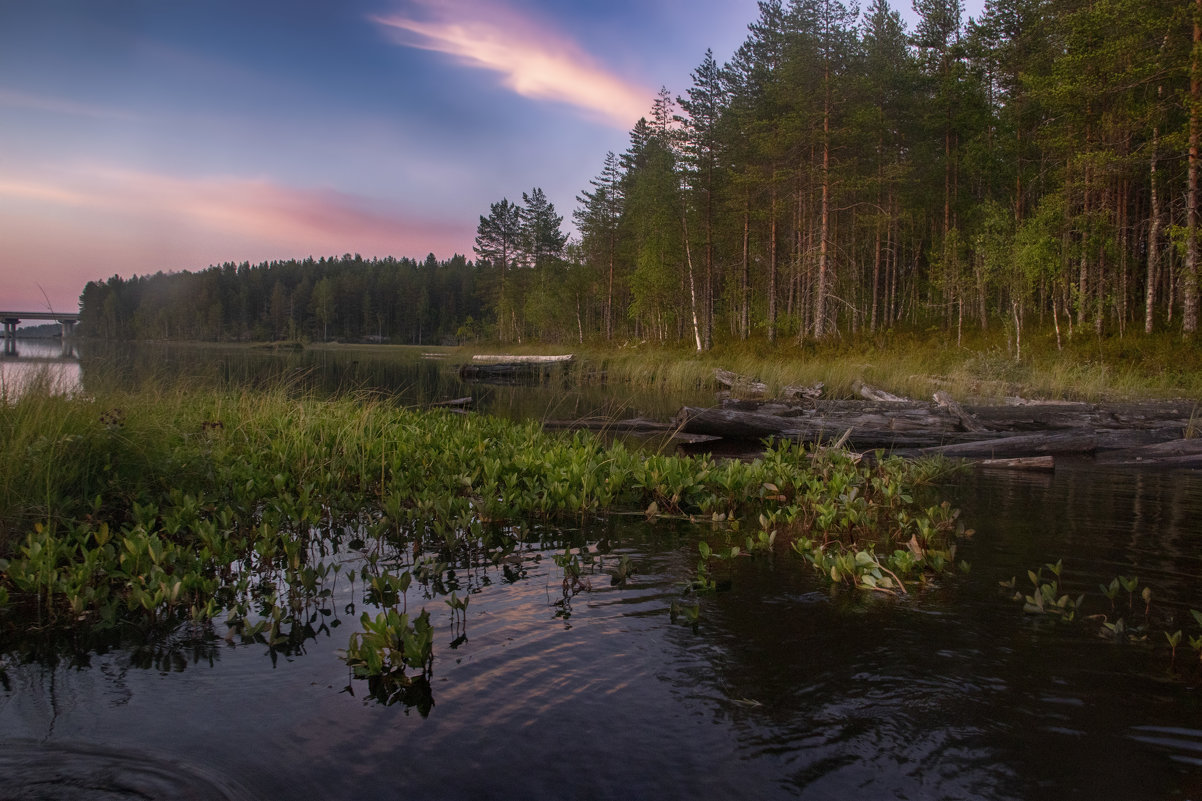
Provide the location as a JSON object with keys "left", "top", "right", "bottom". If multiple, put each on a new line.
{"left": 548, "top": 328, "right": 1202, "bottom": 401}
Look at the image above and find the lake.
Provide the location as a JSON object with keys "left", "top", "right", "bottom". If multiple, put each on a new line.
{"left": 2, "top": 342, "right": 1201, "bottom": 800}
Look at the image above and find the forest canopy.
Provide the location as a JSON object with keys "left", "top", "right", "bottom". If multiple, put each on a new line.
{"left": 81, "top": 0, "right": 1202, "bottom": 348}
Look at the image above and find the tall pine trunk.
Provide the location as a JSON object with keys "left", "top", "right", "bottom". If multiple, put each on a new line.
{"left": 1186, "top": 0, "right": 1201, "bottom": 334}
{"left": 1147, "top": 118, "right": 1162, "bottom": 334}
{"left": 814, "top": 66, "right": 832, "bottom": 339}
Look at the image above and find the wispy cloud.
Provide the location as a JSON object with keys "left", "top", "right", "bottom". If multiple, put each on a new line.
{"left": 0, "top": 163, "right": 475, "bottom": 296}
{"left": 0, "top": 87, "right": 139, "bottom": 121}
{"left": 371, "top": 0, "right": 651, "bottom": 129}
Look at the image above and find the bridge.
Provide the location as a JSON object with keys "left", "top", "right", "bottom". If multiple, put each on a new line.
{"left": 0, "top": 310, "right": 81, "bottom": 340}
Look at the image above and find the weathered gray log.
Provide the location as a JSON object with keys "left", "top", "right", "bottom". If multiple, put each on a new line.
{"left": 975, "top": 456, "right": 1056, "bottom": 471}
{"left": 713, "top": 397, "right": 1193, "bottom": 435}
{"left": 670, "top": 396, "right": 1196, "bottom": 463}
{"left": 714, "top": 368, "right": 767, "bottom": 396}
{"left": 541, "top": 417, "right": 674, "bottom": 433}
{"left": 686, "top": 404, "right": 965, "bottom": 434}
{"left": 672, "top": 406, "right": 1008, "bottom": 450}
{"left": 1096, "top": 437, "right": 1202, "bottom": 467}
{"left": 915, "top": 428, "right": 1180, "bottom": 459}
{"left": 934, "top": 390, "right": 988, "bottom": 432}
{"left": 431, "top": 396, "right": 473, "bottom": 408}
{"left": 782, "top": 382, "right": 824, "bottom": 401}
{"left": 854, "top": 381, "right": 909, "bottom": 402}
{"left": 966, "top": 401, "right": 1193, "bottom": 432}
{"left": 459, "top": 361, "right": 567, "bottom": 380}
{"left": 471, "top": 354, "right": 574, "bottom": 363}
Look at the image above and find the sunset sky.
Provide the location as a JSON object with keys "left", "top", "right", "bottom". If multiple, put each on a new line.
{"left": 0, "top": 0, "right": 984, "bottom": 315}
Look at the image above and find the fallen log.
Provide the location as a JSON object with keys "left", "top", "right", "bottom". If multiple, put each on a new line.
{"left": 975, "top": 456, "right": 1056, "bottom": 471}
{"left": 672, "top": 406, "right": 1008, "bottom": 450}
{"left": 782, "top": 382, "right": 824, "bottom": 401}
{"left": 541, "top": 417, "right": 674, "bottom": 434}
{"left": 967, "top": 401, "right": 1194, "bottom": 432}
{"left": 934, "top": 390, "right": 988, "bottom": 432}
{"left": 1096, "top": 437, "right": 1202, "bottom": 467}
{"left": 471, "top": 354, "right": 574, "bottom": 363}
{"left": 854, "top": 381, "right": 909, "bottom": 402}
{"left": 714, "top": 368, "right": 767, "bottom": 397}
{"left": 682, "top": 404, "right": 966, "bottom": 435}
{"left": 459, "top": 361, "right": 569, "bottom": 380}
{"left": 667, "top": 396, "right": 1196, "bottom": 464}
{"left": 431, "top": 396, "right": 473, "bottom": 408}
{"left": 914, "top": 428, "right": 1181, "bottom": 459}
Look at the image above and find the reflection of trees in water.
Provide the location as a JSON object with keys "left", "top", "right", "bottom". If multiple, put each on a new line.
{"left": 0, "top": 621, "right": 225, "bottom": 741}
{"left": 73, "top": 342, "right": 712, "bottom": 421}
{"left": 968, "top": 466, "right": 1202, "bottom": 596}
{"left": 642, "top": 468, "right": 1202, "bottom": 800}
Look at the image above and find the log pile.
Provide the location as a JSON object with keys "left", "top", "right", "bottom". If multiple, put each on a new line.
{"left": 670, "top": 389, "right": 1201, "bottom": 469}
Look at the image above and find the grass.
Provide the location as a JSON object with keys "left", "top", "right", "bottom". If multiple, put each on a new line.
{"left": 458, "top": 326, "right": 1202, "bottom": 402}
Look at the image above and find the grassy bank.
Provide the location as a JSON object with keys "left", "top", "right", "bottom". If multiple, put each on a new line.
{"left": 453, "top": 327, "right": 1202, "bottom": 402}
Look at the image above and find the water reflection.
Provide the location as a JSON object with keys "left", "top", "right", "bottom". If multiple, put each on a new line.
{"left": 4, "top": 345, "right": 1202, "bottom": 798}
{"left": 64, "top": 341, "right": 713, "bottom": 423}
{"left": 0, "top": 338, "right": 81, "bottom": 396}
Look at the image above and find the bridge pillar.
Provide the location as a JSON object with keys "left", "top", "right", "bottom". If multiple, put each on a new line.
{"left": 60, "top": 319, "right": 76, "bottom": 339}
{"left": 2, "top": 317, "right": 18, "bottom": 341}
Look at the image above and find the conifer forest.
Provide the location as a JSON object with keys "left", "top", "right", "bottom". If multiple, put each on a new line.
{"left": 80, "top": 0, "right": 1202, "bottom": 348}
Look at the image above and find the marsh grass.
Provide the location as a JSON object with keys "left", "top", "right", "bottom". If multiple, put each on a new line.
{"left": 517, "top": 328, "right": 1202, "bottom": 401}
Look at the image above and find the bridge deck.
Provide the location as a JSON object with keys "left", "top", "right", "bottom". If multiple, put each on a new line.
{"left": 0, "top": 311, "right": 81, "bottom": 321}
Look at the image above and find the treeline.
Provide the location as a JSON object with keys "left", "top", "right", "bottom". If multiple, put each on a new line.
{"left": 491, "top": 0, "right": 1202, "bottom": 347}
{"left": 79, "top": 253, "right": 486, "bottom": 344}
{"left": 81, "top": 0, "right": 1202, "bottom": 349}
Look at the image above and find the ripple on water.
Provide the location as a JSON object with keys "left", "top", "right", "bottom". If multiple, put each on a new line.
{"left": 0, "top": 740, "right": 255, "bottom": 801}
{"left": 1130, "top": 726, "right": 1202, "bottom": 767}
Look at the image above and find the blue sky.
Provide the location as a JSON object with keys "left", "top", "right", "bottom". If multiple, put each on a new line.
{"left": 0, "top": 0, "right": 983, "bottom": 314}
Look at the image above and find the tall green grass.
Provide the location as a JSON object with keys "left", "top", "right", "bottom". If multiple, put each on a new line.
{"left": 473, "top": 327, "right": 1202, "bottom": 401}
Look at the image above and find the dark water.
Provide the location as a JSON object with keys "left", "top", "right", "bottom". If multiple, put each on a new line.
{"left": 63, "top": 341, "right": 714, "bottom": 423}
{"left": 3, "top": 345, "right": 1202, "bottom": 800}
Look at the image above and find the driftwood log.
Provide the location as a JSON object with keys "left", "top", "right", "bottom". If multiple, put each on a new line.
{"left": 471, "top": 354, "right": 574, "bottom": 364}
{"left": 431, "top": 396, "right": 473, "bottom": 408}
{"left": 671, "top": 396, "right": 1199, "bottom": 468}
{"left": 714, "top": 368, "right": 768, "bottom": 397}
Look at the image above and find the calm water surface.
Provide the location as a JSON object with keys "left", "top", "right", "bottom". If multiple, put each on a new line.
{"left": 2, "top": 343, "right": 1201, "bottom": 800}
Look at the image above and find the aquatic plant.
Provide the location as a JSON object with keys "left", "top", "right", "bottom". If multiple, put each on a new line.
{"left": 0, "top": 383, "right": 966, "bottom": 701}
{"left": 1004, "top": 562, "right": 1202, "bottom": 678}
{"left": 341, "top": 608, "right": 434, "bottom": 699}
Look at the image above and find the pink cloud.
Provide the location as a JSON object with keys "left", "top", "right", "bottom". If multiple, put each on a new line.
{"left": 371, "top": 0, "right": 651, "bottom": 129}
{"left": 0, "top": 164, "right": 475, "bottom": 312}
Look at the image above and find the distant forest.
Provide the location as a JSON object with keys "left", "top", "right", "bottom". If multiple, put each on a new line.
{"left": 79, "top": 254, "right": 484, "bottom": 344}
{"left": 82, "top": 0, "right": 1202, "bottom": 347}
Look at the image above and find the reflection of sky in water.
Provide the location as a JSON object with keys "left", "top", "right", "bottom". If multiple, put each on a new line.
{"left": 0, "top": 338, "right": 82, "bottom": 397}
{"left": 1, "top": 420, "right": 1202, "bottom": 798}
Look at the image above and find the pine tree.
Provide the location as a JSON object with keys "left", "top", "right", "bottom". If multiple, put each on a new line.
{"left": 678, "top": 49, "right": 727, "bottom": 349}
{"left": 575, "top": 152, "right": 625, "bottom": 339}
{"left": 520, "top": 188, "right": 568, "bottom": 269}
